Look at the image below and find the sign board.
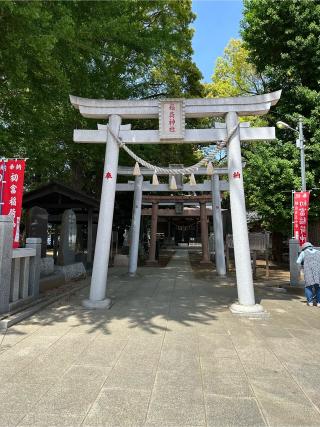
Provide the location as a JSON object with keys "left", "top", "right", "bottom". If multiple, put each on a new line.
{"left": 293, "top": 191, "right": 310, "bottom": 246}
{"left": 159, "top": 99, "right": 185, "bottom": 140}
{"left": 0, "top": 159, "right": 26, "bottom": 248}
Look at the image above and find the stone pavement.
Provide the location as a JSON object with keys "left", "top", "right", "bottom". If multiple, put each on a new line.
{"left": 1, "top": 248, "right": 320, "bottom": 427}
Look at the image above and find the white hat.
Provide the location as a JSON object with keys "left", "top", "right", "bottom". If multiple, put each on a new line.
{"left": 301, "top": 242, "right": 313, "bottom": 251}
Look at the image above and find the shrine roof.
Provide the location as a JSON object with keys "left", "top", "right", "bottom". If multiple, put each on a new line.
{"left": 23, "top": 182, "right": 99, "bottom": 213}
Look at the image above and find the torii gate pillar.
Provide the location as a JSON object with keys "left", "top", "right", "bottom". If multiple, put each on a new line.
{"left": 128, "top": 175, "right": 143, "bottom": 276}
{"left": 211, "top": 174, "right": 226, "bottom": 276}
{"left": 226, "top": 112, "right": 263, "bottom": 314}
{"left": 83, "top": 114, "right": 121, "bottom": 309}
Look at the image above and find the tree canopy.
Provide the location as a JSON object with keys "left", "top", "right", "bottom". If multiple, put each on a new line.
{"left": 241, "top": 0, "right": 320, "bottom": 230}
{"left": 0, "top": 1, "right": 202, "bottom": 195}
{"left": 205, "top": 38, "right": 265, "bottom": 98}
{"left": 205, "top": 38, "right": 304, "bottom": 234}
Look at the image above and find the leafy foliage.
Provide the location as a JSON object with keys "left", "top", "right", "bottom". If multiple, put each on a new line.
{"left": 205, "top": 37, "right": 310, "bottom": 234}
{"left": 242, "top": 0, "right": 320, "bottom": 228}
{"left": 0, "top": 1, "right": 202, "bottom": 195}
{"left": 205, "top": 38, "right": 265, "bottom": 98}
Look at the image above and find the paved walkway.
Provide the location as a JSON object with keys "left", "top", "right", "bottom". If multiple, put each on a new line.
{"left": 1, "top": 249, "right": 320, "bottom": 426}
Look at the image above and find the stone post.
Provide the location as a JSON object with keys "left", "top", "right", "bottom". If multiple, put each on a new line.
{"left": 28, "top": 206, "right": 48, "bottom": 258}
{"left": 0, "top": 216, "right": 13, "bottom": 314}
{"left": 87, "top": 208, "right": 93, "bottom": 265}
{"left": 83, "top": 114, "right": 121, "bottom": 309}
{"left": 226, "top": 112, "right": 263, "bottom": 314}
{"left": 211, "top": 174, "right": 226, "bottom": 276}
{"left": 53, "top": 226, "right": 59, "bottom": 263}
{"left": 128, "top": 175, "right": 143, "bottom": 276}
{"left": 147, "top": 202, "right": 158, "bottom": 265}
{"left": 289, "top": 238, "right": 300, "bottom": 286}
{"left": 25, "top": 237, "right": 42, "bottom": 298}
{"left": 58, "top": 209, "right": 77, "bottom": 266}
{"left": 200, "top": 202, "right": 210, "bottom": 264}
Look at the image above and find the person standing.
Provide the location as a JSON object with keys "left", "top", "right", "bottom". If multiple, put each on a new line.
{"left": 297, "top": 242, "right": 320, "bottom": 307}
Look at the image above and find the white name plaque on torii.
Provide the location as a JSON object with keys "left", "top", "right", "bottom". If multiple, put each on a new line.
{"left": 159, "top": 99, "right": 185, "bottom": 140}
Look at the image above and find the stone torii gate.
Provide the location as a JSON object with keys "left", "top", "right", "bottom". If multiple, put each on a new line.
{"left": 116, "top": 166, "right": 230, "bottom": 277}
{"left": 70, "top": 91, "right": 281, "bottom": 314}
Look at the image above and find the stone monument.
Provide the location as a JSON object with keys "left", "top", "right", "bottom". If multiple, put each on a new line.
{"left": 57, "top": 209, "right": 77, "bottom": 266}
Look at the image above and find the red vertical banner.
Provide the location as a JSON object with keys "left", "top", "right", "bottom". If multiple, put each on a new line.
{"left": 1, "top": 159, "right": 26, "bottom": 248}
{"left": 293, "top": 191, "right": 310, "bottom": 246}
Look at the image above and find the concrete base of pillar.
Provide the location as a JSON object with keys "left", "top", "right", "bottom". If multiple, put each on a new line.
{"left": 145, "top": 260, "right": 158, "bottom": 266}
{"left": 229, "top": 302, "right": 265, "bottom": 316}
{"left": 82, "top": 298, "right": 112, "bottom": 309}
{"left": 216, "top": 272, "right": 227, "bottom": 277}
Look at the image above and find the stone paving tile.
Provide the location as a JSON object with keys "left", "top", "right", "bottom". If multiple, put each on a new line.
{"left": 250, "top": 375, "right": 310, "bottom": 404}
{"left": 83, "top": 388, "right": 151, "bottom": 426}
{"left": 22, "top": 366, "right": 110, "bottom": 420}
{"left": 76, "top": 337, "right": 127, "bottom": 368}
{"left": 205, "top": 395, "right": 266, "bottom": 427}
{"left": 162, "top": 334, "right": 198, "bottom": 353}
{"left": 235, "top": 344, "right": 287, "bottom": 377}
{"left": 12, "top": 333, "right": 95, "bottom": 384}
{"left": 104, "top": 363, "right": 157, "bottom": 391}
{"left": 203, "top": 372, "right": 254, "bottom": 397}
{"left": 258, "top": 398, "right": 320, "bottom": 426}
{"left": 266, "top": 337, "right": 313, "bottom": 364}
{"left": 0, "top": 412, "right": 25, "bottom": 427}
{"left": 198, "top": 334, "right": 237, "bottom": 358}
{"left": 146, "top": 387, "right": 205, "bottom": 426}
{"left": 200, "top": 355, "right": 246, "bottom": 375}
{"left": 154, "top": 367, "right": 202, "bottom": 392}
{"left": 158, "top": 348, "right": 200, "bottom": 371}
{"left": 61, "top": 364, "right": 111, "bottom": 386}
{"left": 18, "top": 413, "right": 84, "bottom": 427}
{"left": 0, "top": 382, "right": 52, "bottom": 413}
{"left": 29, "top": 382, "right": 101, "bottom": 417}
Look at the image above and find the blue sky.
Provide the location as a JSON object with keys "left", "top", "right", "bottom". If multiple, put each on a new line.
{"left": 191, "top": 0, "right": 244, "bottom": 83}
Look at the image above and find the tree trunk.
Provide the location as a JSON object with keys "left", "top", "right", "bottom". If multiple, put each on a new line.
{"left": 272, "top": 231, "right": 283, "bottom": 262}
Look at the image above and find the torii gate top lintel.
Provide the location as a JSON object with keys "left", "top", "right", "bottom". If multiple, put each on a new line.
{"left": 69, "top": 90, "right": 281, "bottom": 119}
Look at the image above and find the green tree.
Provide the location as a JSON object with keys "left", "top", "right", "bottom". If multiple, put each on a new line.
{"left": 0, "top": 1, "right": 202, "bottom": 195}
{"left": 241, "top": 0, "right": 320, "bottom": 228}
{"left": 205, "top": 38, "right": 305, "bottom": 243}
{"left": 205, "top": 38, "right": 265, "bottom": 98}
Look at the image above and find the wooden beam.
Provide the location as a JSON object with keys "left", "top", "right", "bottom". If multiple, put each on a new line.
{"left": 142, "top": 195, "right": 212, "bottom": 203}
{"left": 141, "top": 208, "right": 213, "bottom": 217}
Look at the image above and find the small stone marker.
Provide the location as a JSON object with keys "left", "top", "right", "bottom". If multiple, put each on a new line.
{"left": 58, "top": 209, "right": 77, "bottom": 266}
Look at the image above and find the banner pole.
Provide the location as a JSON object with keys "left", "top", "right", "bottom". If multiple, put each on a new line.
{"left": 292, "top": 190, "right": 294, "bottom": 239}
{"left": 0, "top": 159, "right": 6, "bottom": 216}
